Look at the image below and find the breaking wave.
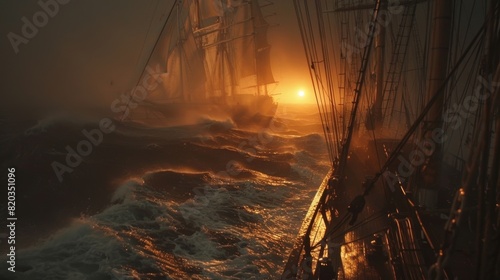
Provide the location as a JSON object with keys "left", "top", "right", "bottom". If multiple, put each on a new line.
{"left": 1, "top": 104, "right": 329, "bottom": 279}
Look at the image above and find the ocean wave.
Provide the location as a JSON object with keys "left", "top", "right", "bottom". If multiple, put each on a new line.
{"left": 2, "top": 105, "right": 330, "bottom": 279}
{"left": 3, "top": 172, "right": 311, "bottom": 279}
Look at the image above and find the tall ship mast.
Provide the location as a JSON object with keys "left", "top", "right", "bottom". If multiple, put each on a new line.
{"left": 122, "top": 0, "right": 278, "bottom": 127}
{"left": 283, "top": 0, "right": 500, "bottom": 279}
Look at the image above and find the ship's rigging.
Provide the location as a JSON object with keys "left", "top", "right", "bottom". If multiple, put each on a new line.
{"left": 120, "top": 0, "right": 278, "bottom": 127}
{"left": 152, "top": 0, "right": 277, "bottom": 101}
{"left": 283, "top": 0, "right": 500, "bottom": 279}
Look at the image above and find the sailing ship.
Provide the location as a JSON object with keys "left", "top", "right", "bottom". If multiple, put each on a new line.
{"left": 123, "top": 0, "right": 278, "bottom": 127}
{"left": 283, "top": 0, "right": 499, "bottom": 279}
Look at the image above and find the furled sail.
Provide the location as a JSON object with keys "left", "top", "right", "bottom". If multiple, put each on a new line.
{"left": 231, "top": 0, "right": 275, "bottom": 87}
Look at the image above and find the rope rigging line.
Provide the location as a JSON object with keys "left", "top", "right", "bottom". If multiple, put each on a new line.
{"left": 443, "top": 40, "right": 483, "bottom": 159}
{"left": 293, "top": 0, "right": 343, "bottom": 165}
{"left": 315, "top": 0, "right": 341, "bottom": 156}
{"left": 362, "top": 21, "right": 486, "bottom": 198}
{"left": 133, "top": 0, "right": 161, "bottom": 78}
{"left": 324, "top": 2, "right": 343, "bottom": 143}
{"left": 336, "top": 0, "right": 382, "bottom": 179}
{"left": 310, "top": 212, "right": 351, "bottom": 250}
{"left": 310, "top": 19, "right": 486, "bottom": 261}
{"left": 301, "top": 5, "right": 337, "bottom": 165}
{"left": 363, "top": 85, "right": 384, "bottom": 171}
{"left": 120, "top": 1, "right": 177, "bottom": 121}
{"left": 437, "top": 3, "right": 500, "bottom": 279}
{"left": 292, "top": 0, "right": 384, "bottom": 265}
{"left": 311, "top": 210, "right": 388, "bottom": 250}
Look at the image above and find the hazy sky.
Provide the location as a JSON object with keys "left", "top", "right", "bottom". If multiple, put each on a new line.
{"left": 1, "top": 0, "right": 172, "bottom": 114}
{"left": 0, "top": 0, "right": 313, "bottom": 117}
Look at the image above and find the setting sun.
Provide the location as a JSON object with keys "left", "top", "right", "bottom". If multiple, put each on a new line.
{"left": 276, "top": 85, "right": 315, "bottom": 104}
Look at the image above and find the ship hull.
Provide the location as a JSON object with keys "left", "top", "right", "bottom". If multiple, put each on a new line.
{"left": 227, "top": 94, "right": 278, "bottom": 128}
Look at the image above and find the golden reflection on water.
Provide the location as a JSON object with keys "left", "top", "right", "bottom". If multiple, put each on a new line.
{"left": 90, "top": 221, "right": 197, "bottom": 279}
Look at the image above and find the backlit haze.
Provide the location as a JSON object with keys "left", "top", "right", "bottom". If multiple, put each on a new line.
{"left": 0, "top": 4, "right": 326, "bottom": 278}
{"left": 0, "top": 0, "right": 315, "bottom": 119}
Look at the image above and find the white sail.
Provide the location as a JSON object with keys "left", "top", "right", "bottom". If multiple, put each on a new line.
{"left": 127, "top": 0, "right": 277, "bottom": 127}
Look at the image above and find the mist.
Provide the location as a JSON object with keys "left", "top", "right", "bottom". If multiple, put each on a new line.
{"left": 0, "top": 0, "right": 173, "bottom": 117}
{"left": 0, "top": 0, "right": 312, "bottom": 120}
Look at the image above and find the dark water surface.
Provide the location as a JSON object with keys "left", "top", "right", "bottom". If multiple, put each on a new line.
{"left": 1, "top": 104, "right": 329, "bottom": 279}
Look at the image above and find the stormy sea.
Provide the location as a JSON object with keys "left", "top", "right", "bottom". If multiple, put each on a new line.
{"left": 0, "top": 104, "right": 329, "bottom": 280}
